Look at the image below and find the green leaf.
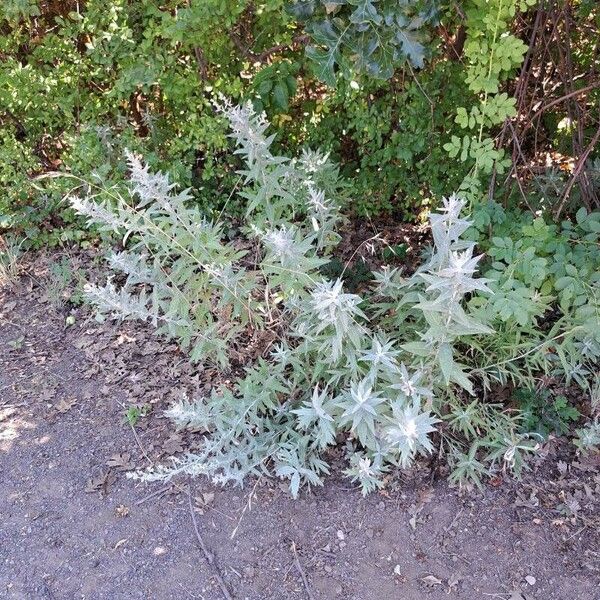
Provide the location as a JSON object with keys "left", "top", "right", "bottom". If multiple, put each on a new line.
{"left": 306, "top": 46, "right": 336, "bottom": 86}
{"left": 304, "top": 20, "right": 346, "bottom": 84}
{"left": 438, "top": 343, "right": 454, "bottom": 385}
{"left": 349, "top": 0, "right": 381, "bottom": 25}
{"left": 285, "top": 75, "right": 298, "bottom": 96}
{"left": 272, "top": 82, "right": 290, "bottom": 110}
{"left": 286, "top": 0, "right": 317, "bottom": 19}
{"left": 395, "top": 28, "right": 425, "bottom": 69}
{"left": 257, "top": 80, "right": 273, "bottom": 96}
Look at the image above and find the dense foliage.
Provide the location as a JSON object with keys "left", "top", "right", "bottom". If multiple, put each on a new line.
{"left": 287, "top": 0, "right": 439, "bottom": 83}
{"left": 2, "top": 1, "right": 598, "bottom": 244}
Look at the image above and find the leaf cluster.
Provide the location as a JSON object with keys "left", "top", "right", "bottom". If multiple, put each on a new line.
{"left": 289, "top": 0, "right": 439, "bottom": 85}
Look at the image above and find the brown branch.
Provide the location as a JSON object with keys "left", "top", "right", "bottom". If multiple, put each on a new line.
{"left": 194, "top": 46, "right": 208, "bottom": 82}
{"left": 438, "top": 24, "right": 466, "bottom": 61}
{"left": 515, "top": 7, "right": 544, "bottom": 116}
{"left": 187, "top": 485, "right": 234, "bottom": 600}
{"left": 554, "top": 122, "right": 600, "bottom": 220}
{"left": 291, "top": 541, "right": 316, "bottom": 600}
{"left": 505, "top": 120, "right": 537, "bottom": 214}
{"left": 256, "top": 34, "right": 309, "bottom": 62}
{"left": 533, "top": 81, "right": 600, "bottom": 118}
{"left": 230, "top": 32, "right": 308, "bottom": 63}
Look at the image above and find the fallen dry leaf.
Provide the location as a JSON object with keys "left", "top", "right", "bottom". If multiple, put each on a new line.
{"left": 55, "top": 397, "right": 78, "bottom": 413}
{"left": 417, "top": 486, "right": 435, "bottom": 506}
{"left": 162, "top": 434, "right": 184, "bottom": 455}
{"left": 193, "top": 492, "right": 215, "bottom": 514}
{"left": 409, "top": 487, "right": 434, "bottom": 529}
{"left": 106, "top": 452, "right": 134, "bottom": 471}
{"left": 85, "top": 471, "right": 115, "bottom": 495}
{"left": 201, "top": 491, "right": 215, "bottom": 505}
{"left": 514, "top": 491, "right": 539, "bottom": 508}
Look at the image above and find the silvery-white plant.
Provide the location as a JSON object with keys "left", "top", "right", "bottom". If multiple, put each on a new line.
{"left": 71, "top": 101, "right": 544, "bottom": 495}
{"left": 132, "top": 194, "right": 489, "bottom": 496}
{"left": 71, "top": 101, "right": 344, "bottom": 369}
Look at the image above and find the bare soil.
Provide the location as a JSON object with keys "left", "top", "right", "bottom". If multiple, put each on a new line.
{"left": 1, "top": 253, "right": 599, "bottom": 600}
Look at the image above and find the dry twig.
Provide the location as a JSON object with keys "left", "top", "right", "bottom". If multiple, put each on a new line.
{"left": 188, "top": 485, "right": 234, "bottom": 600}
{"left": 135, "top": 484, "right": 173, "bottom": 506}
{"left": 291, "top": 541, "right": 316, "bottom": 600}
{"left": 555, "top": 122, "right": 600, "bottom": 219}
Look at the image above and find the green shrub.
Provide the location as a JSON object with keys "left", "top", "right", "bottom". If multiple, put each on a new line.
{"left": 0, "top": 0, "right": 293, "bottom": 243}
{"left": 4, "top": 0, "right": 597, "bottom": 245}
{"left": 465, "top": 202, "right": 600, "bottom": 396}
{"left": 302, "top": 64, "right": 472, "bottom": 216}
{"left": 288, "top": 0, "right": 440, "bottom": 84}
{"left": 514, "top": 389, "right": 580, "bottom": 438}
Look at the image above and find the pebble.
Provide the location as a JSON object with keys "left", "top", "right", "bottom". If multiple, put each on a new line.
{"left": 525, "top": 575, "right": 536, "bottom": 586}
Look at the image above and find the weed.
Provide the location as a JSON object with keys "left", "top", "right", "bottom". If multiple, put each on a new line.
{"left": 7, "top": 336, "right": 24, "bottom": 350}
{"left": 44, "top": 256, "right": 86, "bottom": 308}
{"left": 70, "top": 103, "right": 600, "bottom": 496}
{"left": 125, "top": 405, "right": 151, "bottom": 427}
{"left": 515, "top": 389, "right": 580, "bottom": 438}
{"left": 0, "top": 235, "right": 23, "bottom": 286}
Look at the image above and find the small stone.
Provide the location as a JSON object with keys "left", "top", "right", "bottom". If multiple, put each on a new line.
{"left": 336, "top": 530, "right": 345, "bottom": 541}
{"left": 115, "top": 504, "right": 130, "bottom": 518}
{"left": 525, "top": 575, "right": 536, "bottom": 586}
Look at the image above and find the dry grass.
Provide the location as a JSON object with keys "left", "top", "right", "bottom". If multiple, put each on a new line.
{"left": 0, "top": 235, "right": 23, "bottom": 287}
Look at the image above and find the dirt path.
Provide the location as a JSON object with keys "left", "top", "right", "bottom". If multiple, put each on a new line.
{"left": 1, "top": 257, "right": 599, "bottom": 600}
